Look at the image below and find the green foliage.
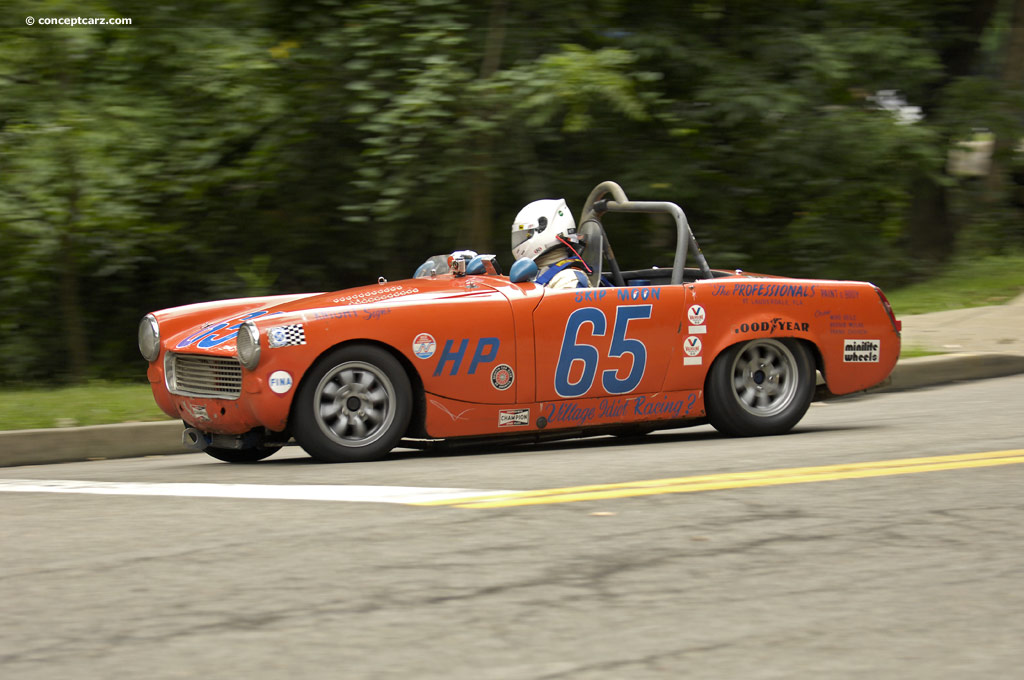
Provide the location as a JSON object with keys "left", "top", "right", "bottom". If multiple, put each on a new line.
{"left": 0, "top": 380, "right": 170, "bottom": 430}
{"left": 0, "top": 0, "right": 1021, "bottom": 383}
{"left": 886, "top": 252, "right": 1024, "bottom": 314}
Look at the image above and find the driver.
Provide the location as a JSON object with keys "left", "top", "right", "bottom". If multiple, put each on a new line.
{"left": 510, "top": 198, "right": 592, "bottom": 289}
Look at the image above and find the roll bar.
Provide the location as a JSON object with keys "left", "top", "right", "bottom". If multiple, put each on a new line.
{"left": 579, "top": 181, "right": 712, "bottom": 285}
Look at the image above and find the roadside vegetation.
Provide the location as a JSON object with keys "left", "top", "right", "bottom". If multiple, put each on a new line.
{"left": 886, "top": 252, "right": 1024, "bottom": 315}
{"left": 2, "top": 1, "right": 1022, "bottom": 385}
{"left": 0, "top": 381, "right": 170, "bottom": 431}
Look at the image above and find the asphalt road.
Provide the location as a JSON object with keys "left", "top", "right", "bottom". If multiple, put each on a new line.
{"left": 2, "top": 376, "right": 1023, "bottom": 679}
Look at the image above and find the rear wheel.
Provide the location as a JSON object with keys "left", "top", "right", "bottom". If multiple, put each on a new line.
{"left": 706, "top": 338, "right": 814, "bottom": 437}
{"left": 293, "top": 345, "right": 412, "bottom": 463}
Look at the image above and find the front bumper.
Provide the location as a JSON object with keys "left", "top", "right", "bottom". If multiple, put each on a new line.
{"left": 147, "top": 351, "right": 298, "bottom": 434}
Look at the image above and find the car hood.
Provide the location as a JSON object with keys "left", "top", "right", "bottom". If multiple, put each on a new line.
{"left": 162, "top": 275, "right": 504, "bottom": 354}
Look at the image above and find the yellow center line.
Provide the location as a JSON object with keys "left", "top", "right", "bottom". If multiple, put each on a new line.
{"left": 415, "top": 449, "right": 1024, "bottom": 509}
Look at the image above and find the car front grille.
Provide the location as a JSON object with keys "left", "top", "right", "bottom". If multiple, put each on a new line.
{"left": 166, "top": 353, "right": 242, "bottom": 399}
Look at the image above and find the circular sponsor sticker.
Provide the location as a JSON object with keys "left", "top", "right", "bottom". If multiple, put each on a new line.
{"left": 687, "top": 304, "right": 706, "bottom": 325}
{"left": 268, "top": 326, "right": 288, "bottom": 347}
{"left": 491, "top": 364, "right": 514, "bottom": 391}
{"left": 412, "top": 333, "right": 436, "bottom": 360}
{"left": 684, "top": 336, "right": 703, "bottom": 357}
{"left": 268, "top": 370, "right": 293, "bottom": 394}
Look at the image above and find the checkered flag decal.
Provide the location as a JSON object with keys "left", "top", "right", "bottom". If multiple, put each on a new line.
{"left": 267, "top": 324, "right": 306, "bottom": 348}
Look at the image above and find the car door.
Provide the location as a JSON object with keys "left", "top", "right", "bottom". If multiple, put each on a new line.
{"left": 531, "top": 285, "right": 685, "bottom": 404}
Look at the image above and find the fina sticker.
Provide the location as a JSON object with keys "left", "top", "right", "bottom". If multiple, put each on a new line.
{"left": 413, "top": 333, "right": 436, "bottom": 360}
{"left": 687, "top": 305, "right": 706, "bottom": 326}
{"left": 268, "top": 370, "right": 293, "bottom": 394}
{"left": 684, "top": 336, "right": 703, "bottom": 357}
{"left": 491, "top": 364, "right": 514, "bottom": 391}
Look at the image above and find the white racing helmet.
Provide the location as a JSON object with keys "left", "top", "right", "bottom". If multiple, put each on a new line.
{"left": 510, "top": 198, "right": 578, "bottom": 261}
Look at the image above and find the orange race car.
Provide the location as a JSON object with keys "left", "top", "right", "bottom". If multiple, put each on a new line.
{"left": 139, "top": 182, "right": 901, "bottom": 463}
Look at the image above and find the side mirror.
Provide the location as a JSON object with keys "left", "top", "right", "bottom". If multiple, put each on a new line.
{"left": 509, "top": 258, "right": 538, "bottom": 284}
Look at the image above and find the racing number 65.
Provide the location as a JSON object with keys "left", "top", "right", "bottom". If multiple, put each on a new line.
{"left": 554, "top": 305, "right": 652, "bottom": 398}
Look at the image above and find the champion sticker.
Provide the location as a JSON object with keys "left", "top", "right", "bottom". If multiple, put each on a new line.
{"left": 687, "top": 305, "right": 706, "bottom": 326}
{"left": 491, "top": 364, "right": 514, "bottom": 391}
{"left": 413, "top": 333, "right": 436, "bottom": 360}
{"left": 684, "top": 336, "right": 703, "bottom": 357}
{"left": 498, "top": 409, "right": 530, "bottom": 427}
{"left": 268, "top": 324, "right": 306, "bottom": 348}
{"left": 268, "top": 370, "right": 294, "bottom": 394}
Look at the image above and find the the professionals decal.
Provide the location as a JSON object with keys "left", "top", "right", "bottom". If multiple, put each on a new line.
{"left": 413, "top": 333, "right": 436, "bottom": 360}
{"left": 843, "top": 339, "right": 880, "bottom": 362}
{"left": 554, "top": 305, "right": 652, "bottom": 398}
{"left": 267, "top": 324, "right": 306, "bottom": 348}
{"left": 176, "top": 310, "right": 279, "bottom": 350}
{"left": 711, "top": 282, "right": 817, "bottom": 306}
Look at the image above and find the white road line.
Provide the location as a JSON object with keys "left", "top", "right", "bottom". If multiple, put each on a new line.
{"left": 0, "top": 479, "right": 520, "bottom": 505}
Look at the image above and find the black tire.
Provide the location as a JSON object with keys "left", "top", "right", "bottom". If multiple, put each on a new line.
{"left": 204, "top": 445, "right": 281, "bottom": 464}
{"left": 292, "top": 345, "right": 412, "bottom": 463}
{"left": 705, "top": 338, "right": 815, "bottom": 437}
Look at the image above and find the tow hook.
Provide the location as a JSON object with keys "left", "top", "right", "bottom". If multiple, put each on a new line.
{"left": 182, "top": 427, "right": 209, "bottom": 451}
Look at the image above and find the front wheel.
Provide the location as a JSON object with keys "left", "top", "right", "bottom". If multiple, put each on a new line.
{"left": 204, "top": 445, "right": 281, "bottom": 464}
{"left": 705, "top": 338, "right": 815, "bottom": 437}
{"left": 292, "top": 345, "right": 412, "bottom": 463}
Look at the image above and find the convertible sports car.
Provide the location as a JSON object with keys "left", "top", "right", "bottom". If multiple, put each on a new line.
{"left": 139, "top": 181, "right": 901, "bottom": 463}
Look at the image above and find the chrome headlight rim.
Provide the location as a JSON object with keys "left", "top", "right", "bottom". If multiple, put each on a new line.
{"left": 138, "top": 314, "right": 160, "bottom": 362}
{"left": 237, "top": 320, "right": 261, "bottom": 370}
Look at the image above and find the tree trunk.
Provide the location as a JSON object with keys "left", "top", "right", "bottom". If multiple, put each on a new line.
{"left": 60, "top": 151, "right": 89, "bottom": 382}
{"left": 985, "top": 0, "right": 1024, "bottom": 203}
{"left": 463, "top": 0, "right": 508, "bottom": 253}
{"left": 906, "top": 0, "right": 1000, "bottom": 262}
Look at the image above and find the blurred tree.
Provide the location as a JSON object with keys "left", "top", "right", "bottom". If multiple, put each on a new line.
{"left": 0, "top": 0, "right": 1020, "bottom": 383}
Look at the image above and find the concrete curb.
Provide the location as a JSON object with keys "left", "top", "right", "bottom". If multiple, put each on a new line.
{"left": 881, "top": 353, "right": 1024, "bottom": 393}
{"left": 0, "top": 421, "right": 188, "bottom": 468}
{"left": 2, "top": 353, "right": 1023, "bottom": 468}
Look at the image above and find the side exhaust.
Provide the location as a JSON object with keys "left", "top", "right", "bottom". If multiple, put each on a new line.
{"left": 182, "top": 427, "right": 208, "bottom": 451}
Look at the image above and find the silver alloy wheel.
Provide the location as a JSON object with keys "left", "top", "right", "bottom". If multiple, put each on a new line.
{"left": 729, "top": 338, "right": 799, "bottom": 417}
{"left": 313, "top": 360, "right": 396, "bottom": 447}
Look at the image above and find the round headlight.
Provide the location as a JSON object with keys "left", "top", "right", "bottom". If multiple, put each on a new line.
{"left": 237, "top": 321, "right": 261, "bottom": 370}
{"left": 138, "top": 314, "right": 160, "bottom": 362}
